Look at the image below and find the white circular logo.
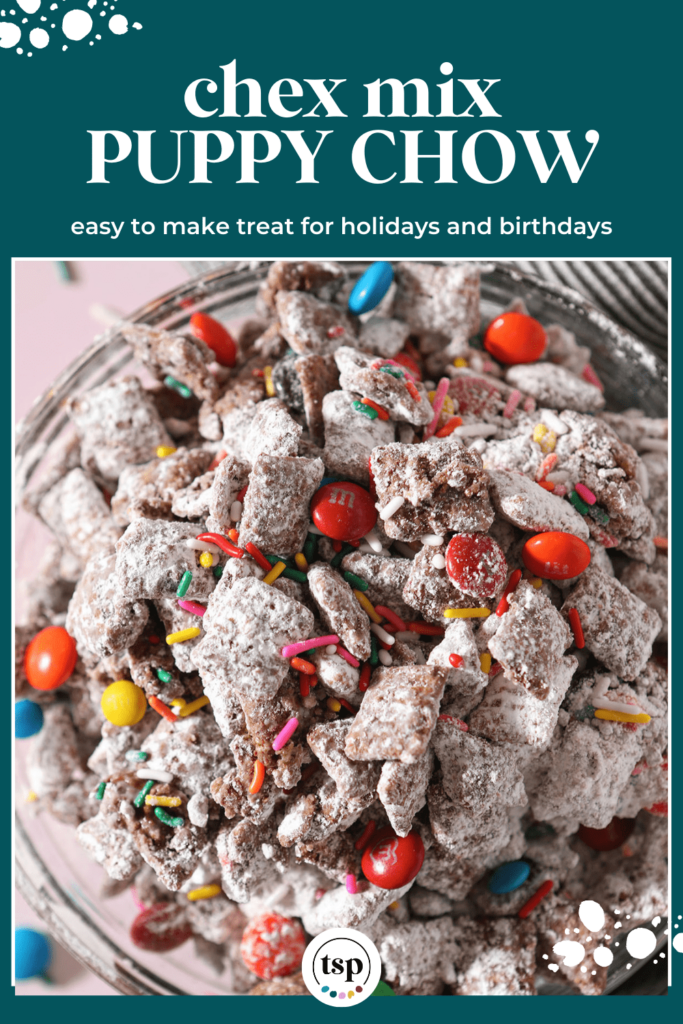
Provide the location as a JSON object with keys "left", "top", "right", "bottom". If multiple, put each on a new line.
{"left": 302, "top": 927, "right": 382, "bottom": 1006}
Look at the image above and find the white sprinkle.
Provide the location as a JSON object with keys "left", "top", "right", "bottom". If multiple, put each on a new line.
{"left": 378, "top": 650, "right": 393, "bottom": 666}
{"left": 363, "top": 530, "right": 383, "bottom": 553}
{"left": 637, "top": 438, "right": 668, "bottom": 452}
{"left": 432, "top": 553, "right": 446, "bottom": 570}
{"left": 423, "top": 380, "right": 436, "bottom": 390}
{"left": 635, "top": 459, "right": 650, "bottom": 499}
{"left": 211, "top": 552, "right": 220, "bottom": 567}
{"left": 454, "top": 423, "right": 497, "bottom": 438}
{"left": 137, "top": 768, "right": 174, "bottom": 783}
{"left": 468, "top": 437, "right": 488, "bottom": 454}
{"left": 591, "top": 697, "right": 645, "bottom": 716}
{"left": 358, "top": 543, "right": 391, "bottom": 556}
{"left": 545, "top": 470, "right": 571, "bottom": 484}
{"left": 393, "top": 541, "right": 417, "bottom": 559}
{"left": 541, "top": 409, "right": 568, "bottom": 434}
{"left": 394, "top": 631, "right": 415, "bottom": 642}
{"left": 230, "top": 500, "right": 243, "bottom": 522}
{"left": 325, "top": 645, "right": 337, "bottom": 654}
{"left": 380, "top": 495, "right": 405, "bottom": 521}
{"left": 307, "top": 523, "right": 326, "bottom": 536}
{"left": 186, "top": 539, "right": 221, "bottom": 555}
{"left": 420, "top": 534, "right": 443, "bottom": 547}
{"left": 371, "top": 622, "right": 395, "bottom": 646}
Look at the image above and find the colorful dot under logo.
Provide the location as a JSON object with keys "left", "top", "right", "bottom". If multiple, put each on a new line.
{"left": 321, "top": 985, "right": 363, "bottom": 999}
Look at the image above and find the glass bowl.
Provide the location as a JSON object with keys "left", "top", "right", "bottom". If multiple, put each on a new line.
{"left": 15, "top": 261, "right": 668, "bottom": 995}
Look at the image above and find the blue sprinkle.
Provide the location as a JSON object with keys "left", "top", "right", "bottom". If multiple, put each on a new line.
{"left": 15, "top": 700, "right": 44, "bottom": 739}
{"left": 320, "top": 476, "right": 341, "bottom": 487}
{"left": 488, "top": 860, "right": 531, "bottom": 894}
{"left": 348, "top": 261, "right": 394, "bottom": 315}
{"left": 14, "top": 928, "right": 52, "bottom": 980}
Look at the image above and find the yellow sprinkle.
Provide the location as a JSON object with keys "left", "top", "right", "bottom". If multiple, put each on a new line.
{"left": 156, "top": 446, "right": 177, "bottom": 459}
{"left": 354, "top": 590, "right": 383, "bottom": 624}
{"left": 530, "top": 577, "right": 543, "bottom": 589}
{"left": 145, "top": 795, "right": 182, "bottom": 807}
{"left": 327, "top": 697, "right": 341, "bottom": 712}
{"left": 170, "top": 698, "right": 187, "bottom": 709}
{"left": 263, "top": 560, "right": 286, "bottom": 585}
{"left": 199, "top": 551, "right": 213, "bottom": 569}
{"left": 25, "top": 790, "right": 38, "bottom": 803}
{"left": 453, "top": 357, "right": 468, "bottom": 368}
{"left": 594, "top": 709, "right": 651, "bottom": 724}
{"left": 187, "top": 884, "right": 223, "bottom": 902}
{"left": 179, "top": 695, "right": 211, "bottom": 717}
{"left": 294, "top": 552, "right": 308, "bottom": 571}
{"left": 532, "top": 422, "right": 556, "bottom": 453}
{"left": 388, "top": 900, "right": 400, "bottom": 911}
{"left": 444, "top": 607, "right": 491, "bottom": 619}
{"left": 166, "top": 627, "right": 202, "bottom": 644}
{"left": 532, "top": 423, "right": 548, "bottom": 443}
{"left": 479, "top": 653, "right": 492, "bottom": 674}
{"left": 263, "top": 365, "right": 276, "bottom": 397}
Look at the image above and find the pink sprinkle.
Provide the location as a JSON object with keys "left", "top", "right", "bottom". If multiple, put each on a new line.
{"left": 315, "top": 888, "right": 326, "bottom": 900}
{"left": 481, "top": 359, "right": 496, "bottom": 373}
{"left": 336, "top": 645, "right": 360, "bottom": 668}
{"left": 345, "top": 873, "right": 358, "bottom": 895}
{"left": 582, "top": 364, "right": 604, "bottom": 391}
{"left": 131, "top": 887, "right": 146, "bottom": 911}
{"left": 593, "top": 526, "right": 619, "bottom": 548}
{"left": 553, "top": 484, "right": 568, "bottom": 497}
{"left": 523, "top": 396, "right": 536, "bottom": 413}
{"left": 423, "top": 376, "right": 450, "bottom": 439}
{"left": 272, "top": 717, "right": 298, "bottom": 752}
{"left": 489, "top": 663, "right": 504, "bottom": 679}
{"left": 370, "top": 359, "right": 384, "bottom": 370}
{"left": 438, "top": 714, "right": 469, "bottom": 732}
{"left": 281, "top": 635, "right": 339, "bottom": 659}
{"left": 327, "top": 325, "right": 345, "bottom": 338}
{"left": 383, "top": 357, "right": 416, "bottom": 381}
{"left": 177, "top": 599, "right": 207, "bottom": 617}
{"left": 502, "top": 389, "right": 523, "bottom": 419}
{"left": 535, "top": 453, "right": 558, "bottom": 481}
{"left": 574, "top": 482, "right": 596, "bottom": 505}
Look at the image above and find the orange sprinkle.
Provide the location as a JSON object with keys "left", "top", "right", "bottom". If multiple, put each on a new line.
{"left": 338, "top": 698, "right": 357, "bottom": 715}
{"left": 361, "top": 397, "right": 390, "bottom": 420}
{"left": 148, "top": 695, "right": 177, "bottom": 723}
{"left": 435, "top": 416, "right": 463, "bottom": 438}
{"left": 406, "top": 621, "right": 445, "bottom": 636}
{"left": 299, "top": 672, "right": 310, "bottom": 697}
{"left": 404, "top": 378, "right": 421, "bottom": 402}
{"left": 537, "top": 480, "right": 556, "bottom": 492}
{"left": 245, "top": 541, "right": 271, "bottom": 573}
{"left": 291, "top": 656, "right": 316, "bottom": 675}
{"left": 654, "top": 536, "right": 668, "bottom": 550}
{"left": 359, "top": 663, "right": 371, "bottom": 692}
{"left": 208, "top": 450, "right": 227, "bottom": 472}
{"left": 249, "top": 761, "right": 266, "bottom": 795}
{"left": 309, "top": 673, "right": 318, "bottom": 688}
{"left": 567, "top": 607, "right": 585, "bottom": 648}
{"left": 228, "top": 529, "right": 239, "bottom": 543}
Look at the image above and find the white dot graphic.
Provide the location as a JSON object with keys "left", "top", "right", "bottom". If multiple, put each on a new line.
{"left": 29, "top": 26, "right": 48, "bottom": 47}
{"left": 440, "top": 62, "right": 453, "bottom": 76}
{"left": 579, "top": 900, "right": 605, "bottom": 932}
{"left": 108, "top": 12, "right": 126, "bottom": 33}
{"left": 62, "top": 9, "right": 92, "bottom": 40}
{"left": 626, "top": 927, "right": 657, "bottom": 959}
{"left": 553, "top": 940, "right": 585, "bottom": 967}
{"left": 18, "top": 0, "right": 40, "bottom": 12}
{"left": 672, "top": 933, "right": 683, "bottom": 954}
{"left": 0, "top": 21, "right": 21, "bottom": 47}
{"left": 593, "top": 946, "right": 613, "bottom": 967}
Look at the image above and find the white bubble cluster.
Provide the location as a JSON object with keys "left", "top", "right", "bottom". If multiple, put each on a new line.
{"left": 625, "top": 927, "right": 657, "bottom": 960}
{"left": 552, "top": 940, "right": 585, "bottom": 967}
{"left": 1, "top": 0, "right": 142, "bottom": 53}
{"left": 62, "top": 9, "right": 91, "bottom": 40}
{"left": 592, "top": 945, "right": 614, "bottom": 967}
{"left": 0, "top": 21, "right": 21, "bottom": 46}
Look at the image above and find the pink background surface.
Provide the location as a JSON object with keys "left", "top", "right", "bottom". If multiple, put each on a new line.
{"left": 14, "top": 260, "right": 187, "bottom": 423}
{"left": 14, "top": 260, "right": 189, "bottom": 995}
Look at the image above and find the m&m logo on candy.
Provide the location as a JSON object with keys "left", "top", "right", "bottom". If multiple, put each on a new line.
{"left": 522, "top": 531, "right": 591, "bottom": 580}
{"left": 361, "top": 827, "right": 424, "bottom": 890}
{"left": 311, "top": 481, "right": 377, "bottom": 542}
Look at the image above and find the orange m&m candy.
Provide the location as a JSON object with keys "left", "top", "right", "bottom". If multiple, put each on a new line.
{"left": 484, "top": 312, "right": 547, "bottom": 365}
{"left": 522, "top": 531, "right": 591, "bottom": 580}
{"left": 24, "top": 626, "right": 77, "bottom": 691}
{"left": 189, "top": 312, "right": 237, "bottom": 368}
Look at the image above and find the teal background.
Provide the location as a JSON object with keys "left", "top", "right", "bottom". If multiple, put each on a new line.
{"left": 3, "top": 0, "right": 678, "bottom": 1016}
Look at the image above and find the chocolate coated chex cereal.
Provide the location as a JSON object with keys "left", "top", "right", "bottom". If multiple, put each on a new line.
{"left": 307, "top": 562, "right": 371, "bottom": 660}
{"left": 239, "top": 453, "right": 324, "bottom": 557}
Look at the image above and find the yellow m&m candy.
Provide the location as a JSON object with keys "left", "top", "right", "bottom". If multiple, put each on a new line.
{"left": 101, "top": 680, "right": 147, "bottom": 727}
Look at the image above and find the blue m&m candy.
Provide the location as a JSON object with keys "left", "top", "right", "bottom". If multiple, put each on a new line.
{"left": 15, "top": 928, "right": 52, "bottom": 980}
{"left": 15, "top": 699, "right": 44, "bottom": 739}
{"left": 348, "top": 262, "right": 394, "bottom": 315}
{"left": 487, "top": 860, "right": 530, "bottom": 894}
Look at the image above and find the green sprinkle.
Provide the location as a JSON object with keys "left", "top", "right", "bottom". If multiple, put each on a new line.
{"left": 524, "top": 822, "right": 556, "bottom": 841}
{"left": 331, "top": 543, "right": 356, "bottom": 569}
{"left": 176, "top": 570, "right": 193, "bottom": 598}
{"left": 154, "top": 806, "right": 184, "bottom": 828}
{"left": 213, "top": 565, "right": 223, "bottom": 579}
{"left": 156, "top": 668, "right": 172, "bottom": 684}
{"left": 568, "top": 490, "right": 589, "bottom": 515}
{"left": 125, "top": 750, "right": 149, "bottom": 763}
{"left": 264, "top": 553, "right": 295, "bottom": 568}
{"left": 587, "top": 504, "right": 610, "bottom": 526}
{"left": 282, "top": 567, "right": 308, "bottom": 583}
{"left": 370, "top": 634, "right": 379, "bottom": 666}
{"left": 574, "top": 704, "right": 597, "bottom": 721}
{"left": 134, "top": 779, "right": 154, "bottom": 809}
{"left": 96, "top": 782, "right": 107, "bottom": 801}
{"left": 379, "top": 366, "right": 404, "bottom": 378}
{"left": 303, "top": 533, "right": 319, "bottom": 563}
{"left": 164, "top": 375, "right": 192, "bottom": 399}
{"left": 344, "top": 571, "right": 368, "bottom": 591}
{"left": 352, "top": 400, "right": 378, "bottom": 420}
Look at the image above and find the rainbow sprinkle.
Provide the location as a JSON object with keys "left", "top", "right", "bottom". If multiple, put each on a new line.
{"left": 272, "top": 717, "right": 299, "bottom": 751}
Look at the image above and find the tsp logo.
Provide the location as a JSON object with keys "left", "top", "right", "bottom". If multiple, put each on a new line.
{"left": 302, "top": 928, "right": 382, "bottom": 1006}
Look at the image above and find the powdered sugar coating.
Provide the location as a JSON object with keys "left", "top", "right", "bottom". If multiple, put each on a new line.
{"left": 239, "top": 454, "right": 324, "bottom": 557}
{"left": 307, "top": 562, "right": 371, "bottom": 660}
{"left": 488, "top": 467, "right": 590, "bottom": 539}
{"left": 506, "top": 363, "right": 605, "bottom": 412}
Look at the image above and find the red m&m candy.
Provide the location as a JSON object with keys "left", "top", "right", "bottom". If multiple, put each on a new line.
{"left": 484, "top": 312, "right": 547, "bottom": 365}
{"left": 130, "top": 903, "right": 193, "bottom": 952}
{"left": 522, "top": 531, "right": 591, "bottom": 580}
{"left": 577, "top": 817, "right": 635, "bottom": 852}
{"left": 446, "top": 534, "right": 507, "bottom": 601}
{"left": 361, "top": 827, "right": 424, "bottom": 890}
{"left": 311, "top": 481, "right": 377, "bottom": 542}
{"left": 24, "top": 626, "right": 77, "bottom": 691}
{"left": 240, "top": 913, "right": 306, "bottom": 980}
{"left": 189, "top": 312, "right": 237, "bottom": 368}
